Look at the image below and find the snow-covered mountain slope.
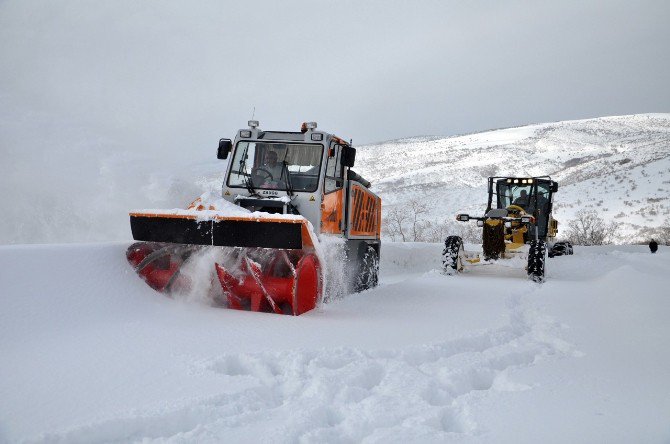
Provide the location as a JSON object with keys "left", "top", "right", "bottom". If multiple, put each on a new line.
{"left": 356, "top": 114, "right": 670, "bottom": 242}
{"left": 1, "top": 242, "right": 669, "bottom": 442}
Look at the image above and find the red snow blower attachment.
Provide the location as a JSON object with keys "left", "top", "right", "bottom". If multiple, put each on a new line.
{"left": 127, "top": 213, "right": 322, "bottom": 315}
{"left": 127, "top": 121, "right": 381, "bottom": 316}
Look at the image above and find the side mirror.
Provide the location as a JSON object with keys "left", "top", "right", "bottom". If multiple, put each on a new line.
{"left": 551, "top": 182, "right": 559, "bottom": 193}
{"left": 341, "top": 146, "right": 356, "bottom": 167}
{"left": 217, "top": 139, "right": 232, "bottom": 159}
{"left": 456, "top": 214, "right": 470, "bottom": 222}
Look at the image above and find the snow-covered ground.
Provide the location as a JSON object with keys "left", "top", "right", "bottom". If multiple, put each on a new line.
{"left": 1, "top": 241, "right": 669, "bottom": 443}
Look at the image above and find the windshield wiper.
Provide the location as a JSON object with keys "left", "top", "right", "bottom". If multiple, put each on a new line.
{"left": 277, "top": 152, "right": 299, "bottom": 214}
{"left": 277, "top": 150, "right": 295, "bottom": 198}
{"left": 238, "top": 146, "right": 260, "bottom": 197}
{"left": 280, "top": 161, "right": 295, "bottom": 197}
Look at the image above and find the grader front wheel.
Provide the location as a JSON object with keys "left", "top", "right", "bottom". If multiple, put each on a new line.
{"left": 442, "top": 236, "right": 464, "bottom": 274}
{"left": 527, "top": 240, "right": 547, "bottom": 282}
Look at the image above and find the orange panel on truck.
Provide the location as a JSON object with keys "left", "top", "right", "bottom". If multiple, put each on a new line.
{"left": 321, "top": 189, "right": 344, "bottom": 234}
{"left": 349, "top": 184, "right": 381, "bottom": 238}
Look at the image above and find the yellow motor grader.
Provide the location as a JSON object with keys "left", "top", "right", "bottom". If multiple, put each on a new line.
{"left": 443, "top": 176, "right": 560, "bottom": 282}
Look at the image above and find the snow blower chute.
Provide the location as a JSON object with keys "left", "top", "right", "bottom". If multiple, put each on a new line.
{"left": 127, "top": 121, "right": 382, "bottom": 315}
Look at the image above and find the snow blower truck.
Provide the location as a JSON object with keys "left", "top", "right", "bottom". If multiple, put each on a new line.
{"left": 126, "top": 121, "right": 381, "bottom": 315}
{"left": 442, "top": 176, "right": 560, "bottom": 282}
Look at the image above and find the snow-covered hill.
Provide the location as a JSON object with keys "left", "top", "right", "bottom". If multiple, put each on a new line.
{"left": 1, "top": 242, "right": 669, "bottom": 442}
{"left": 356, "top": 114, "right": 670, "bottom": 242}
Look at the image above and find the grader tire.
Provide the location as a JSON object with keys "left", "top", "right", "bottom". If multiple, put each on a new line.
{"left": 442, "top": 236, "right": 464, "bottom": 274}
{"left": 527, "top": 240, "right": 547, "bottom": 282}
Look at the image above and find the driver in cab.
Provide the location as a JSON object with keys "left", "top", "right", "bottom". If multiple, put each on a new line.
{"left": 512, "top": 189, "right": 530, "bottom": 210}
{"left": 253, "top": 150, "right": 286, "bottom": 187}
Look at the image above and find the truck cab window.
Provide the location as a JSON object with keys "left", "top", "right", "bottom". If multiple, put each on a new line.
{"left": 324, "top": 144, "right": 344, "bottom": 194}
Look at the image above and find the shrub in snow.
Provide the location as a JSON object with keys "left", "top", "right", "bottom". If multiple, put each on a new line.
{"left": 565, "top": 209, "right": 618, "bottom": 245}
{"left": 656, "top": 219, "right": 670, "bottom": 245}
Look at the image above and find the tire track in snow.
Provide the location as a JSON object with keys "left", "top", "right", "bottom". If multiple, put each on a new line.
{"left": 32, "top": 288, "right": 576, "bottom": 443}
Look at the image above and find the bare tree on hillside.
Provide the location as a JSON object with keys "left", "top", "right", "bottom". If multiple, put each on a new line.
{"left": 381, "top": 200, "right": 434, "bottom": 242}
{"left": 565, "top": 209, "right": 617, "bottom": 245}
{"left": 421, "top": 220, "right": 450, "bottom": 243}
{"left": 425, "top": 219, "right": 482, "bottom": 244}
{"left": 657, "top": 218, "right": 670, "bottom": 245}
{"left": 383, "top": 207, "right": 410, "bottom": 242}
{"left": 384, "top": 204, "right": 483, "bottom": 244}
{"left": 408, "top": 200, "right": 428, "bottom": 241}
{"left": 457, "top": 222, "right": 482, "bottom": 244}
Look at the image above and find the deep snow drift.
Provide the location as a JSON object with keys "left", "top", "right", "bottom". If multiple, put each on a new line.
{"left": 1, "top": 242, "right": 669, "bottom": 443}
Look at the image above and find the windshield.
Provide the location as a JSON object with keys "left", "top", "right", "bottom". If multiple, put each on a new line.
{"left": 495, "top": 178, "right": 552, "bottom": 237}
{"left": 227, "top": 142, "right": 323, "bottom": 192}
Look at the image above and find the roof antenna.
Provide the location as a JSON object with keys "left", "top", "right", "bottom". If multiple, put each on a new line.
{"left": 250, "top": 106, "right": 255, "bottom": 120}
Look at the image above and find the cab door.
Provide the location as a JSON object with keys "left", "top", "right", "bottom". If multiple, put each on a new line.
{"left": 320, "top": 142, "right": 346, "bottom": 234}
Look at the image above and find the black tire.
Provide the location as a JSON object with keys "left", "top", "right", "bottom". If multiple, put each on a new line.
{"left": 442, "top": 236, "right": 464, "bottom": 274}
{"left": 355, "top": 246, "right": 379, "bottom": 291}
{"left": 527, "top": 240, "right": 546, "bottom": 282}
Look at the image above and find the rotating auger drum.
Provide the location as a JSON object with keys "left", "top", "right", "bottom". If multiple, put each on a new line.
{"left": 126, "top": 213, "right": 324, "bottom": 315}
{"left": 126, "top": 241, "right": 322, "bottom": 315}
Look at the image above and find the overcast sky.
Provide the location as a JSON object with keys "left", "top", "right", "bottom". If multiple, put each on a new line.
{"left": 1, "top": 0, "right": 669, "bottom": 157}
